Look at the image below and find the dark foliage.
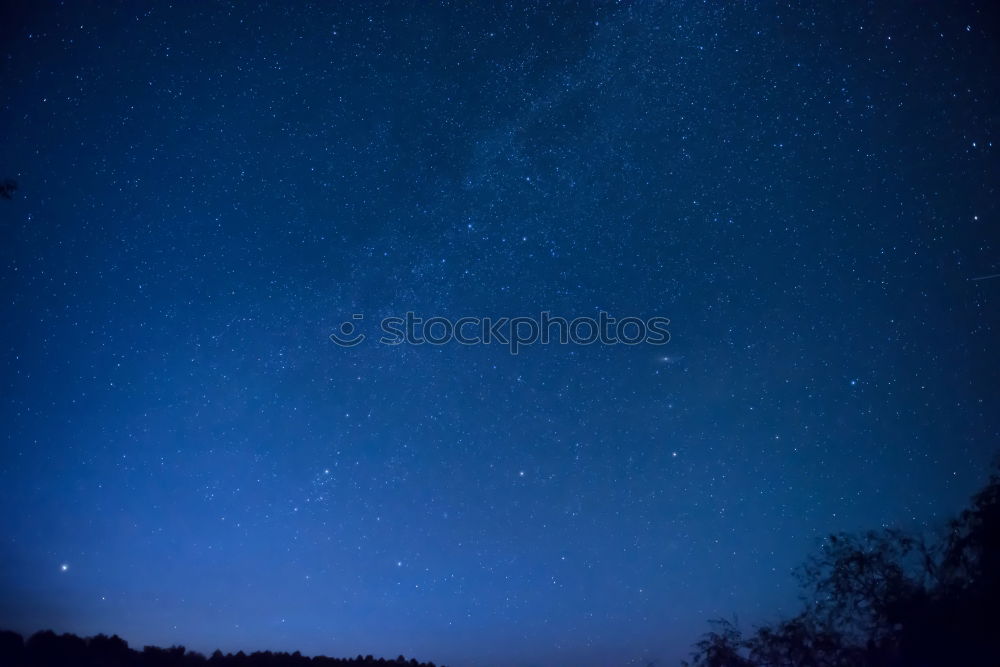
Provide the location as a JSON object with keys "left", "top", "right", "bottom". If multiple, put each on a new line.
{"left": 685, "top": 465, "right": 1000, "bottom": 666}
{"left": 0, "top": 630, "right": 443, "bottom": 667}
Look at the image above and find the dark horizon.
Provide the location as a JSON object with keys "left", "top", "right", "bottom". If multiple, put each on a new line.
{"left": 1, "top": 630, "right": 447, "bottom": 667}
{"left": 2, "top": 1, "right": 998, "bottom": 666}
{"left": 4, "top": 451, "right": 1000, "bottom": 666}
{"left": 1, "top": 628, "right": 447, "bottom": 667}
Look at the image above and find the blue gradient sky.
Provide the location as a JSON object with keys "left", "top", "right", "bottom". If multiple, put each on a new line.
{"left": 1, "top": 2, "right": 998, "bottom": 666}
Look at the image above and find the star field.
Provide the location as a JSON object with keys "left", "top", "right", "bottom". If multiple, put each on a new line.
{"left": 1, "top": 2, "right": 998, "bottom": 666}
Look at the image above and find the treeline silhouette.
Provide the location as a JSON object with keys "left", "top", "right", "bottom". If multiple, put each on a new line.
{"left": 684, "top": 461, "right": 1000, "bottom": 666}
{"left": 0, "top": 630, "right": 446, "bottom": 667}
{"left": 4, "top": 462, "right": 996, "bottom": 667}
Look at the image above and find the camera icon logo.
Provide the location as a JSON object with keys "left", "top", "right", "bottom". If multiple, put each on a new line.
{"left": 329, "top": 314, "right": 366, "bottom": 347}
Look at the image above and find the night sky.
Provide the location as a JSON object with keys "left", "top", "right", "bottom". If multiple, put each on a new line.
{"left": 1, "top": 2, "right": 998, "bottom": 666}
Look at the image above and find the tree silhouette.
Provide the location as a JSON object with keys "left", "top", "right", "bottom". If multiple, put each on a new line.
{"left": 0, "top": 630, "right": 446, "bottom": 667}
{"left": 685, "top": 463, "right": 1000, "bottom": 666}
{"left": 0, "top": 631, "right": 24, "bottom": 665}
{"left": 682, "top": 618, "right": 753, "bottom": 667}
